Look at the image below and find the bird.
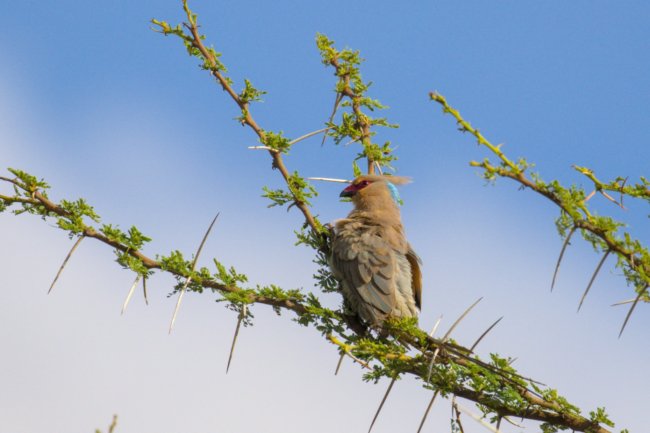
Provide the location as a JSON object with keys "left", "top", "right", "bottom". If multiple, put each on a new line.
{"left": 329, "top": 175, "right": 422, "bottom": 327}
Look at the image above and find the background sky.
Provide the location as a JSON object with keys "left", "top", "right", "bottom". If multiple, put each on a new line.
{"left": 1, "top": 1, "right": 649, "bottom": 433}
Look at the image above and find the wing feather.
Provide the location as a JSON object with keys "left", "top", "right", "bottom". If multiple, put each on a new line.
{"left": 406, "top": 245, "right": 422, "bottom": 310}
{"left": 331, "top": 223, "right": 397, "bottom": 320}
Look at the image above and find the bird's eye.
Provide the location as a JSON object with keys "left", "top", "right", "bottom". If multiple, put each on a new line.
{"left": 359, "top": 180, "right": 370, "bottom": 187}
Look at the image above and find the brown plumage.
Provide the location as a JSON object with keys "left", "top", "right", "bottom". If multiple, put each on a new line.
{"left": 329, "top": 175, "right": 422, "bottom": 326}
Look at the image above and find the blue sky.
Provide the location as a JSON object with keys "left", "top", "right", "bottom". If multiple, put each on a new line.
{"left": 1, "top": 1, "right": 649, "bottom": 432}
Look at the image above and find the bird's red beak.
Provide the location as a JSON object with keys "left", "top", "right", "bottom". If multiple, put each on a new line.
{"left": 340, "top": 183, "right": 358, "bottom": 198}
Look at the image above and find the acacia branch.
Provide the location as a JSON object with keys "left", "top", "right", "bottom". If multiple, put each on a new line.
{"left": 1, "top": 170, "right": 614, "bottom": 432}
{"left": 326, "top": 56, "right": 375, "bottom": 174}
{"left": 315, "top": 34, "right": 397, "bottom": 176}
{"left": 156, "top": 0, "right": 321, "bottom": 235}
{"left": 0, "top": 2, "right": 622, "bottom": 430}
{"left": 574, "top": 165, "right": 650, "bottom": 204}
{"left": 430, "top": 91, "right": 650, "bottom": 311}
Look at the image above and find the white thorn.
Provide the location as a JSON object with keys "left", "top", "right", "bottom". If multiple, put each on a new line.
{"left": 121, "top": 274, "right": 142, "bottom": 315}
{"left": 289, "top": 127, "right": 331, "bottom": 145}
{"left": 307, "top": 177, "right": 351, "bottom": 184}
{"left": 429, "top": 315, "right": 443, "bottom": 337}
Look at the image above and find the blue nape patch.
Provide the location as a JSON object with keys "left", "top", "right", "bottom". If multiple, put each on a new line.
{"left": 386, "top": 182, "right": 401, "bottom": 205}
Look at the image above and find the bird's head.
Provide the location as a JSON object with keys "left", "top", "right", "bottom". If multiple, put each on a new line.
{"left": 340, "top": 175, "right": 410, "bottom": 209}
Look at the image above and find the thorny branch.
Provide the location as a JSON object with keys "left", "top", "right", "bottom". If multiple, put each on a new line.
{"left": 0, "top": 1, "right": 627, "bottom": 431}
{"left": 315, "top": 34, "right": 397, "bottom": 176}
{"left": 430, "top": 92, "right": 650, "bottom": 327}
{"left": 152, "top": 1, "right": 321, "bottom": 237}
{"left": 1, "top": 142, "right": 614, "bottom": 433}
{"left": 324, "top": 51, "right": 374, "bottom": 174}
{"left": 1, "top": 162, "right": 615, "bottom": 433}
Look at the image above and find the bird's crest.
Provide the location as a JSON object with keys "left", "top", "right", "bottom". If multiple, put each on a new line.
{"left": 340, "top": 175, "right": 411, "bottom": 204}
{"left": 357, "top": 175, "right": 410, "bottom": 205}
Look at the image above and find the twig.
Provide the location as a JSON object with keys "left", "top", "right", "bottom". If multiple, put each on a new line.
{"left": 430, "top": 91, "right": 650, "bottom": 322}
{"left": 452, "top": 397, "right": 466, "bottom": 433}
{"left": 0, "top": 175, "right": 19, "bottom": 184}
{"left": 48, "top": 235, "right": 85, "bottom": 294}
{"left": 551, "top": 226, "right": 577, "bottom": 291}
{"left": 121, "top": 274, "right": 142, "bottom": 315}
{"left": 344, "top": 352, "right": 371, "bottom": 370}
{"left": 619, "top": 284, "right": 648, "bottom": 338}
{"left": 324, "top": 55, "right": 376, "bottom": 174}
{"left": 108, "top": 414, "right": 118, "bottom": 433}
{"left": 226, "top": 304, "right": 246, "bottom": 373}
{"left": 169, "top": 213, "right": 220, "bottom": 333}
{"left": 326, "top": 335, "right": 371, "bottom": 370}
{"left": 169, "top": 5, "right": 321, "bottom": 235}
{"left": 2, "top": 186, "right": 298, "bottom": 312}
{"left": 577, "top": 250, "right": 610, "bottom": 312}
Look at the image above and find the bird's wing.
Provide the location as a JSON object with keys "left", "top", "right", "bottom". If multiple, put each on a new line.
{"left": 406, "top": 245, "right": 422, "bottom": 310}
{"left": 331, "top": 226, "right": 397, "bottom": 317}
